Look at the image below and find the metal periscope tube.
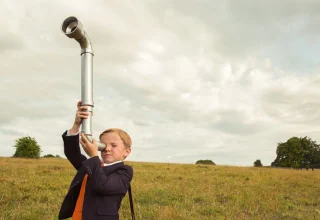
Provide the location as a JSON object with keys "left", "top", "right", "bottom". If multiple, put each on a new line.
{"left": 61, "top": 16, "right": 106, "bottom": 151}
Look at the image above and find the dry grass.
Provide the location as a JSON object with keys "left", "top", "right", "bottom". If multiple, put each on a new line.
{"left": 0, "top": 157, "right": 319, "bottom": 220}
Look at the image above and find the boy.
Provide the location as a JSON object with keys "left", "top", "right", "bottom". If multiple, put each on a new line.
{"left": 58, "top": 101, "right": 133, "bottom": 220}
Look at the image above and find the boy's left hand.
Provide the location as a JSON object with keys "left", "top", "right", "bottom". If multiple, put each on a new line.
{"left": 80, "top": 133, "right": 98, "bottom": 157}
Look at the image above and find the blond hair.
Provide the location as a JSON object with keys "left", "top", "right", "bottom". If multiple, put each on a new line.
{"left": 99, "top": 128, "right": 132, "bottom": 148}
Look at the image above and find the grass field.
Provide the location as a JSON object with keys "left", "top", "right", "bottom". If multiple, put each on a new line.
{"left": 0, "top": 157, "right": 319, "bottom": 220}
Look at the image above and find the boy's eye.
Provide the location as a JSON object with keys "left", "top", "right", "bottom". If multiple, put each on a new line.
{"left": 112, "top": 145, "right": 117, "bottom": 147}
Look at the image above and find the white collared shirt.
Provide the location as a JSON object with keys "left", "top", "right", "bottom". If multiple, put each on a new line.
{"left": 66, "top": 129, "right": 79, "bottom": 136}
{"left": 102, "top": 160, "right": 123, "bottom": 166}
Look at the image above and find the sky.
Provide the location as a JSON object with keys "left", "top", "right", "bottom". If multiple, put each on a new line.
{"left": 1, "top": 0, "right": 320, "bottom": 166}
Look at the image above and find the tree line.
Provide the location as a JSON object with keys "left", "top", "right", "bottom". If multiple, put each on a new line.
{"left": 12, "top": 135, "right": 320, "bottom": 169}
{"left": 197, "top": 136, "right": 320, "bottom": 170}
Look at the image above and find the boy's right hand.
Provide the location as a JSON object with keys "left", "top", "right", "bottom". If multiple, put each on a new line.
{"left": 69, "top": 101, "right": 93, "bottom": 134}
{"left": 74, "top": 101, "right": 90, "bottom": 126}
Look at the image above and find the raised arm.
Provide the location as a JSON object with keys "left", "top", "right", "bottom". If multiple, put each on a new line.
{"left": 62, "top": 130, "right": 87, "bottom": 170}
{"left": 62, "top": 101, "right": 91, "bottom": 170}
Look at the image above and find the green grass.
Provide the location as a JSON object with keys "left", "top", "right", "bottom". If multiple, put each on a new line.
{"left": 0, "top": 157, "right": 319, "bottom": 219}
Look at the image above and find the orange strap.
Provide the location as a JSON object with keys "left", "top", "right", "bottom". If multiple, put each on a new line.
{"left": 72, "top": 162, "right": 104, "bottom": 220}
{"left": 72, "top": 174, "right": 88, "bottom": 220}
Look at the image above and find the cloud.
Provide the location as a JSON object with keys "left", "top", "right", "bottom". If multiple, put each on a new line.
{"left": 147, "top": 0, "right": 320, "bottom": 74}
{"left": 261, "top": 74, "right": 320, "bottom": 124}
{"left": 0, "top": 128, "right": 25, "bottom": 136}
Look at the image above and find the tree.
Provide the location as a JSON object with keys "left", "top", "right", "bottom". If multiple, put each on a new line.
{"left": 254, "top": 159, "right": 263, "bottom": 167}
{"left": 300, "top": 137, "right": 320, "bottom": 170}
{"left": 13, "top": 136, "right": 41, "bottom": 158}
{"left": 196, "top": 160, "right": 216, "bottom": 165}
{"left": 271, "top": 136, "right": 320, "bottom": 170}
{"left": 43, "top": 154, "right": 55, "bottom": 158}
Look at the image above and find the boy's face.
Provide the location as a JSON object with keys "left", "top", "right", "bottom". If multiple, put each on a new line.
{"left": 100, "top": 132, "right": 131, "bottom": 164}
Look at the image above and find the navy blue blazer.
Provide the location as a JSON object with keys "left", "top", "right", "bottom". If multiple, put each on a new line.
{"left": 58, "top": 130, "right": 133, "bottom": 220}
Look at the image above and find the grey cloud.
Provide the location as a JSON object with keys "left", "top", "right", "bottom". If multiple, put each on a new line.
{"left": 0, "top": 128, "right": 24, "bottom": 136}
{"left": 211, "top": 117, "right": 267, "bottom": 136}
{"left": 133, "top": 119, "right": 152, "bottom": 127}
{"left": 96, "top": 69, "right": 195, "bottom": 123}
{"left": 0, "top": 33, "right": 25, "bottom": 51}
{"left": 0, "top": 98, "right": 75, "bottom": 126}
{"left": 261, "top": 81, "right": 320, "bottom": 124}
{"left": 0, "top": 48, "right": 82, "bottom": 125}
{"left": 146, "top": 0, "right": 320, "bottom": 73}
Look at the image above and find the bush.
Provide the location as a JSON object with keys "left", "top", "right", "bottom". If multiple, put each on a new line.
{"left": 43, "top": 154, "right": 55, "bottom": 158}
{"left": 196, "top": 160, "right": 216, "bottom": 165}
{"left": 254, "top": 159, "right": 263, "bottom": 167}
{"left": 13, "top": 136, "right": 41, "bottom": 158}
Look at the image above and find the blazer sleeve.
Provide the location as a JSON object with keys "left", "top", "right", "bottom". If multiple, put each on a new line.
{"left": 82, "top": 156, "right": 133, "bottom": 195}
{"left": 62, "top": 130, "right": 87, "bottom": 170}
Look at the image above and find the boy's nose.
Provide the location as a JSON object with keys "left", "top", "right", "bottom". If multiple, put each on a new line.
{"left": 104, "top": 145, "right": 111, "bottom": 152}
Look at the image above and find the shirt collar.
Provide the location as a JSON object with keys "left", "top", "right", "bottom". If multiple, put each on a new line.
{"left": 103, "top": 160, "right": 123, "bottom": 166}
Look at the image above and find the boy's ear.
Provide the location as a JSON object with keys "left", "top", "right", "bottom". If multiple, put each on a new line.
{"left": 124, "top": 147, "right": 131, "bottom": 157}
